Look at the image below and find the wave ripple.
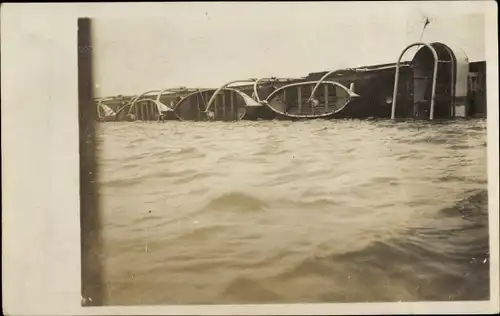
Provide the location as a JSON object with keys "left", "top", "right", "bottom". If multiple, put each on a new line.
{"left": 96, "top": 119, "right": 489, "bottom": 305}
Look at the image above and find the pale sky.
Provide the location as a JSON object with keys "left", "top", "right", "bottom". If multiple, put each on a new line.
{"left": 91, "top": 2, "right": 486, "bottom": 97}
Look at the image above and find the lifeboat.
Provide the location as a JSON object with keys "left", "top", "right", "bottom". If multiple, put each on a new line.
{"left": 261, "top": 80, "right": 360, "bottom": 119}
{"left": 245, "top": 77, "right": 302, "bottom": 120}
{"left": 174, "top": 79, "right": 260, "bottom": 121}
{"left": 113, "top": 87, "right": 196, "bottom": 121}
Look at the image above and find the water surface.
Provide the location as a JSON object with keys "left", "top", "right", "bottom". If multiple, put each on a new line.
{"left": 95, "top": 119, "right": 489, "bottom": 305}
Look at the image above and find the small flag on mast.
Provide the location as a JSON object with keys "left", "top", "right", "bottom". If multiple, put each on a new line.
{"left": 424, "top": 17, "right": 431, "bottom": 28}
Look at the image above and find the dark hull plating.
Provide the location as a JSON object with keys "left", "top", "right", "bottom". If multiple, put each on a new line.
{"left": 308, "top": 65, "right": 412, "bottom": 119}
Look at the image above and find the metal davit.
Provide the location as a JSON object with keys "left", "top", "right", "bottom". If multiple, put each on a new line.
{"left": 307, "top": 70, "right": 339, "bottom": 105}
{"left": 127, "top": 90, "right": 161, "bottom": 115}
{"left": 156, "top": 86, "right": 197, "bottom": 109}
{"left": 113, "top": 95, "right": 138, "bottom": 120}
{"left": 124, "top": 90, "right": 172, "bottom": 121}
{"left": 391, "top": 42, "right": 439, "bottom": 120}
{"left": 252, "top": 77, "right": 296, "bottom": 103}
{"left": 307, "top": 73, "right": 360, "bottom": 104}
{"left": 432, "top": 42, "right": 457, "bottom": 118}
{"left": 253, "top": 78, "right": 272, "bottom": 103}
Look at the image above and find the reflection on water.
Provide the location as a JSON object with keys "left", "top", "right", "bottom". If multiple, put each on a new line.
{"left": 95, "top": 119, "right": 489, "bottom": 305}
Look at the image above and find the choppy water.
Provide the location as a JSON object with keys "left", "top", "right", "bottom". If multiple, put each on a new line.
{"left": 95, "top": 119, "right": 489, "bottom": 305}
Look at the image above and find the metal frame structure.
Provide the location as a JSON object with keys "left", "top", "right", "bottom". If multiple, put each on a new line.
{"left": 391, "top": 42, "right": 440, "bottom": 120}
{"left": 155, "top": 87, "right": 205, "bottom": 109}
{"left": 391, "top": 42, "right": 458, "bottom": 120}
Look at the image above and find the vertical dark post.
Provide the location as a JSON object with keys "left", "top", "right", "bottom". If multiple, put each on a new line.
{"left": 78, "top": 17, "right": 103, "bottom": 306}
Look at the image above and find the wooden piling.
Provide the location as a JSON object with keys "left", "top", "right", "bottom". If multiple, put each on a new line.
{"left": 78, "top": 17, "right": 103, "bottom": 307}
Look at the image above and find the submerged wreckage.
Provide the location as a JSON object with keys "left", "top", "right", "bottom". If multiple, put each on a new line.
{"left": 96, "top": 41, "right": 487, "bottom": 122}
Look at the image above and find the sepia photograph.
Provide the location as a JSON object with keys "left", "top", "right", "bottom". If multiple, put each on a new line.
{"left": 76, "top": 3, "right": 495, "bottom": 308}
{"left": 78, "top": 3, "right": 494, "bottom": 307}
{"left": 3, "top": 2, "right": 497, "bottom": 315}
